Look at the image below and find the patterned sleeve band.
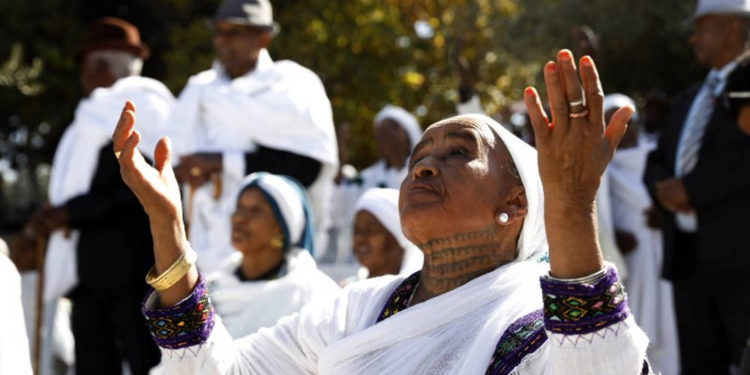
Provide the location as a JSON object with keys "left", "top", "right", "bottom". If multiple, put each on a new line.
{"left": 540, "top": 266, "right": 629, "bottom": 335}
{"left": 141, "top": 274, "right": 216, "bottom": 349}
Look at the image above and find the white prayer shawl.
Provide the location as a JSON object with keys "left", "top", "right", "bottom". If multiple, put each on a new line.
{"left": 207, "top": 249, "right": 340, "bottom": 339}
{"left": 158, "top": 115, "right": 648, "bottom": 374}
{"left": 352, "top": 188, "right": 423, "bottom": 278}
{"left": 171, "top": 49, "right": 338, "bottom": 272}
{"left": 44, "top": 76, "right": 174, "bottom": 301}
{"left": 609, "top": 136, "right": 680, "bottom": 374}
{"left": 0, "top": 255, "right": 33, "bottom": 375}
{"left": 161, "top": 262, "right": 647, "bottom": 375}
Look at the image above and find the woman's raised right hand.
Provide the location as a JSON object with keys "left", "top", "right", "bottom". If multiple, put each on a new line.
{"left": 113, "top": 101, "right": 196, "bottom": 305}
{"left": 113, "top": 101, "right": 183, "bottom": 222}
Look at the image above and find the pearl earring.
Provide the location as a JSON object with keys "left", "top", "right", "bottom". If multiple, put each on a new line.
{"left": 498, "top": 212, "right": 509, "bottom": 224}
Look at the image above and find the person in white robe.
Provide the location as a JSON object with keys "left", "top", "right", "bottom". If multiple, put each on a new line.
{"left": 347, "top": 188, "right": 423, "bottom": 282}
{"left": 327, "top": 105, "right": 422, "bottom": 264}
{"left": 23, "top": 17, "right": 173, "bottom": 375}
{"left": 0, "top": 244, "right": 33, "bottom": 375}
{"left": 605, "top": 93, "right": 679, "bottom": 374}
{"left": 206, "top": 173, "right": 340, "bottom": 339}
{"left": 112, "top": 51, "right": 652, "bottom": 374}
{"left": 167, "top": 0, "right": 338, "bottom": 273}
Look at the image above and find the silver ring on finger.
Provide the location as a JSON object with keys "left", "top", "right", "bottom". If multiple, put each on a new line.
{"left": 568, "top": 98, "right": 585, "bottom": 108}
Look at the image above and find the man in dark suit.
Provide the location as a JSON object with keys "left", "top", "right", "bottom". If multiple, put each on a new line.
{"left": 27, "top": 18, "right": 173, "bottom": 374}
{"left": 644, "top": 1, "right": 750, "bottom": 373}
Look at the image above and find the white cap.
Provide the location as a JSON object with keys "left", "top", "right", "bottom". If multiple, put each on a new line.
{"left": 694, "top": 0, "right": 750, "bottom": 20}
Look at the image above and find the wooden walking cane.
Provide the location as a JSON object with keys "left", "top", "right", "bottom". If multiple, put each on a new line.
{"left": 32, "top": 233, "right": 48, "bottom": 375}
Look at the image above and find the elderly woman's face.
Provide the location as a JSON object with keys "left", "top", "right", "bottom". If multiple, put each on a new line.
{"left": 352, "top": 210, "right": 404, "bottom": 277}
{"left": 399, "top": 119, "right": 516, "bottom": 243}
{"left": 231, "top": 188, "right": 283, "bottom": 256}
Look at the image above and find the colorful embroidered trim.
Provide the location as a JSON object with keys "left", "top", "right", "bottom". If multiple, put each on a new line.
{"left": 485, "top": 310, "right": 547, "bottom": 375}
{"left": 376, "top": 271, "right": 421, "bottom": 322}
{"left": 541, "top": 267, "right": 629, "bottom": 335}
{"left": 142, "top": 275, "right": 215, "bottom": 349}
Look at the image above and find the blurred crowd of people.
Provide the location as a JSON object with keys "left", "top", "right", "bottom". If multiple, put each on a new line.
{"left": 2, "top": 0, "right": 750, "bottom": 374}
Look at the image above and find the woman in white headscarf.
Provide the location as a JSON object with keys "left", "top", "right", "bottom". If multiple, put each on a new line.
{"left": 327, "top": 106, "right": 423, "bottom": 263}
{"left": 605, "top": 93, "right": 679, "bottom": 374}
{"left": 116, "top": 50, "right": 649, "bottom": 374}
{"left": 349, "top": 188, "right": 423, "bottom": 281}
{"left": 206, "top": 173, "right": 340, "bottom": 339}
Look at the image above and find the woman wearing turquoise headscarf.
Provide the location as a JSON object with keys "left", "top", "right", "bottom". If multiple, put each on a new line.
{"left": 205, "top": 172, "right": 340, "bottom": 339}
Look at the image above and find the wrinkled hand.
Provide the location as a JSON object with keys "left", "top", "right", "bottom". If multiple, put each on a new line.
{"left": 113, "top": 101, "right": 196, "bottom": 306}
{"left": 112, "top": 101, "right": 183, "bottom": 222}
{"left": 523, "top": 50, "right": 632, "bottom": 278}
{"left": 655, "top": 178, "right": 692, "bottom": 213}
{"left": 174, "top": 153, "right": 222, "bottom": 188}
{"left": 524, "top": 50, "right": 631, "bottom": 211}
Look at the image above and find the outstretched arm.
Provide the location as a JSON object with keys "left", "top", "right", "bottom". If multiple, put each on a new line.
{"left": 524, "top": 50, "right": 648, "bottom": 375}
{"left": 523, "top": 50, "right": 632, "bottom": 278}
{"left": 113, "top": 101, "right": 197, "bottom": 306}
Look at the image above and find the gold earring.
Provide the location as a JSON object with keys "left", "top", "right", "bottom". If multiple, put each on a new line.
{"left": 270, "top": 234, "right": 284, "bottom": 249}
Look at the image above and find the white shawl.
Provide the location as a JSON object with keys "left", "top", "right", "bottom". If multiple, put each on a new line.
{"left": 609, "top": 136, "right": 679, "bottom": 374}
{"left": 207, "top": 249, "right": 340, "bottom": 339}
{"left": 0, "top": 255, "right": 32, "bottom": 375}
{"left": 44, "top": 76, "right": 173, "bottom": 301}
{"left": 173, "top": 50, "right": 338, "bottom": 270}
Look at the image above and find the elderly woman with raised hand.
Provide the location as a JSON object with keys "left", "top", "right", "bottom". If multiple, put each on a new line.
{"left": 350, "top": 188, "right": 423, "bottom": 280}
{"left": 114, "top": 50, "right": 648, "bottom": 374}
{"left": 202, "top": 173, "right": 340, "bottom": 339}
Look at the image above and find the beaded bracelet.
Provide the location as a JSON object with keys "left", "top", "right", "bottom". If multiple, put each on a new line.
{"left": 145, "top": 246, "right": 198, "bottom": 291}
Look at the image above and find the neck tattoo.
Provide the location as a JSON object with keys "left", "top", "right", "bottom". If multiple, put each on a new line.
{"left": 411, "top": 225, "right": 514, "bottom": 304}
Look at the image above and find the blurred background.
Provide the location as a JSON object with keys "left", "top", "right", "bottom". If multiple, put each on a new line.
{"left": 0, "top": 0, "right": 700, "bottom": 233}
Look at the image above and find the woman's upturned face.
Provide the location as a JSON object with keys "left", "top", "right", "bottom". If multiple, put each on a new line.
{"left": 231, "top": 188, "right": 283, "bottom": 256}
{"left": 352, "top": 210, "right": 404, "bottom": 277}
{"left": 399, "top": 119, "right": 518, "bottom": 245}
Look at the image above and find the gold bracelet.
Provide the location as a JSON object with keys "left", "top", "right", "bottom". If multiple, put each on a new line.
{"left": 146, "top": 247, "right": 198, "bottom": 292}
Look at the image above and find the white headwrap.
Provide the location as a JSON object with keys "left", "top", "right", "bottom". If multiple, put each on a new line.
{"left": 374, "top": 105, "right": 423, "bottom": 150}
{"left": 604, "top": 93, "right": 638, "bottom": 123}
{"left": 353, "top": 188, "right": 424, "bottom": 275}
{"left": 429, "top": 114, "right": 549, "bottom": 262}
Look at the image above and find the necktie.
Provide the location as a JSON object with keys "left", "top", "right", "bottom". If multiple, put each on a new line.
{"left": 677, "top": 72, "right": 721, "bottom": 175}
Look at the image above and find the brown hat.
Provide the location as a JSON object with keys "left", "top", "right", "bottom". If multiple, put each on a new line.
{"left": 74, "top": 17, "right": 150, "bottom": 63}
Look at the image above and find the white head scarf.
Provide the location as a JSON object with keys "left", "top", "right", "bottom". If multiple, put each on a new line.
{"left": 604, "top": 93, "right": 638, "bottom": 123}
{"left": 235, "top": 172, "right": 316, "bottom": 255}
{"left": 374, "top": 105, "right": 423, "bottom": 150}
{"left": 426, "top": 114, "right": 548, "bottom": 262}
{"left": 354, "top": 188, "right": 424, "bottom": 275}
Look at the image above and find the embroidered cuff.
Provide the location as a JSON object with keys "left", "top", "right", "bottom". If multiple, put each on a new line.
{"left": 541, "top": 266, "right": 628, "bottom": 335}
{"left": 141, "top": 274, "right": 215, "bottom": 349}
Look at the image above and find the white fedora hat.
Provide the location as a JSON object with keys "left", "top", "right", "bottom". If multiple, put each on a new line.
{"left": 694, "top": 0, "right": 750, "bottom": 20}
